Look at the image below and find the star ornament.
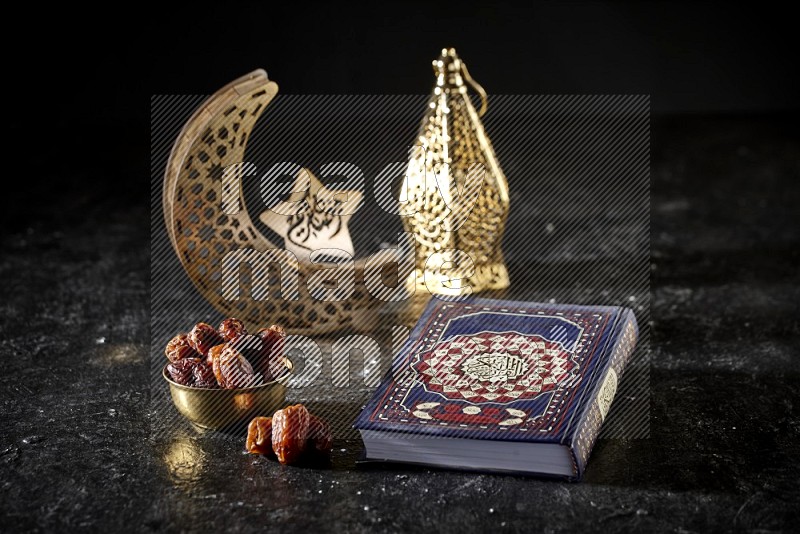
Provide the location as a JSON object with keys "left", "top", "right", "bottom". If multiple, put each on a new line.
{"left": 259, "top": 168, "right": 362, "bottom": 264}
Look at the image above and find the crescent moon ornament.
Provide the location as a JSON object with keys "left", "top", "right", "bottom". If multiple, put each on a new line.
{"left": 162, "top": 70, "right": 385, "bottom": 334}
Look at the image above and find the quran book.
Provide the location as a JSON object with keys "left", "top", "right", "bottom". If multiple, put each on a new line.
{"left": 354, "top": 297, "right": 638, "bottom": 480}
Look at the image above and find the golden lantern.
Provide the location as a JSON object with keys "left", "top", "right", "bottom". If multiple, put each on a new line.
{"left": 401, "top": 48, "right": 510, "bottom": 296}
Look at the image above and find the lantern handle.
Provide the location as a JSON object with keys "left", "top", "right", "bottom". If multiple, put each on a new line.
{"left": 460, "top": 61, "right": 488, "bottom": 117}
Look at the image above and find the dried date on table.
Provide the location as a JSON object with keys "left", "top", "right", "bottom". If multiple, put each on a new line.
{"left": 246, "top": 416, "right": 273, "bottom": 455}
{"left": 272, "top": 404, "right": 310, "bottom": 465}
{"left": 307, "top": 414, "right": 333, "bottom": 454}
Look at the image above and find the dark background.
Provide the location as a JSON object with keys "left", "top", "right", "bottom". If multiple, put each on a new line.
{"left": 142, "top": 3, "right": 799, "bottom": 111}
{"left": 6, "top": 1, "right": 799, "bottom": 233}
{"left": 3, "top": 2, "right": 799, "bottom": 531}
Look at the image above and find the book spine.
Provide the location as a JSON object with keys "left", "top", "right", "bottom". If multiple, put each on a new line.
{"left": 569, "top": 309, "right": 639, "bottom": 480}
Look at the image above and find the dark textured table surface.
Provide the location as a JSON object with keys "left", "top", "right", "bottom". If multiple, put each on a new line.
{"left": 2, "top": 115, "right": 799, "bottom": 532}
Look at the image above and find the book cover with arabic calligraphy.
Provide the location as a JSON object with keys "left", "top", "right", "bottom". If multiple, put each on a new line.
{"left": 354, "top": 297, "right": 638, "bottom": 480}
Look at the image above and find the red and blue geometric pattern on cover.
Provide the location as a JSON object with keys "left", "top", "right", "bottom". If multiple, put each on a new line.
{"left": 357, "top": 298, "right": 619, "bottom": 440}
{"left": 412, "top": 332, "right": 579, "bottom": 405}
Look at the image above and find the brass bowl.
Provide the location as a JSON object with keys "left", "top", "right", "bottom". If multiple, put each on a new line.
{"left": 162, "top": 357, "right": 293, "bottom": 430}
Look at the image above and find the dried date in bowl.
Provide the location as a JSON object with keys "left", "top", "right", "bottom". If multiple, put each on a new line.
{"left": 165, "top": 333, "right": 201, "bottom": 363}
{"left": 162, "top": 357, "right": 293, "bottom": 430}
{"left": 218, "top": 317, "right": 246, "bottom": 342}
{"left": 230, "top": 334, "right": 284, "bottom": 382}
{"left": 188, "top": 322, "right": 224, "bottom": 356}
{"left": 213, "top": 345, "right": 256, "bottom": 389}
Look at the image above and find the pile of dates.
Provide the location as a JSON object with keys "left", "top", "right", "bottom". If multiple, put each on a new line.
{"left": 246, "top": 404, "right": 332, "bottom": 465}
{"left": 165, "top": 318, "right": 286, "bottom": 389}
